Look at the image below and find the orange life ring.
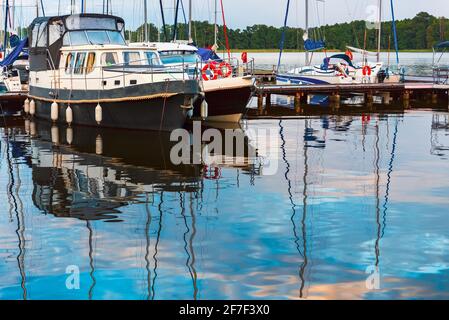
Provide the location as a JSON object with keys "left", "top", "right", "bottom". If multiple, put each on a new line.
{"left": 218, "top": 62, "right": 232, "bottom": 78}
{"left": 203, "top": 166, "right": 221, "bottom": 180}
{"left": 345, "top": 50, "right": 353, "bottom": 60}
{"left": 202, "top": 63, "right": 218, "bottom": 81}
{"left": 362, "top": 65, "right": 372, "bottom": 76}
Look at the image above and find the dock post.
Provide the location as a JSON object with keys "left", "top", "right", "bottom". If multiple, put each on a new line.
{"left": 432, "top": 92, "right": 438, "bottom": 104}
{"left": 258, "top": 94, "right": 264, "bottom": 113}
{"left": 266, "top": 94, "right": 271, "bottom": 108}
{"left": 330, "top": 93, "right": 340, "bottom": 110}
{"left": 382, "top": 92, "right": 391, "bottom": 105}
{"left": 294, "top": 93, "right": 302, "bottom": 113}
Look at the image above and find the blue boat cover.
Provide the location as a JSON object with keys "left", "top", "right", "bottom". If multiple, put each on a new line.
{"left": 197, "top": 48, "right": 223, "bottom": 62}
{"left": 0, "top": 38, "right": 28, "bottom": 67}
{"left": 435, "top": 41, "right": 449, "bottom": 49}
{"left": 304, "top": 39, "right": 326, "bottom": 52}
{"left": 321, "top": 54, "right": 355, "bottom": 70}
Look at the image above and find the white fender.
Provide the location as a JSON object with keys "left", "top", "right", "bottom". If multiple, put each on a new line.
{"left": 29, "top": 100, "right": 36, "bottom": 116}
{"left": 51, "top": 102, "right": 59, "bottom": 122}
{"left": 66, "top": 106, "right": 73, "bottom": 125}
{"left": 66, "top": 127, "right": 73, "bottom": 145}
{"left": 51, "top": 126, "right": 59, "bottom": 145}
{"left": 95, "top": 103, "right": 102, "bottom": 125}
{"left": 201, "top": 100, "right": 208, "bottom": 119}
{"left": 95, "top": 135, "right": 103, "bottom": 155}
{"left": 24, "top": 98, "right": 30, "bottom": 114}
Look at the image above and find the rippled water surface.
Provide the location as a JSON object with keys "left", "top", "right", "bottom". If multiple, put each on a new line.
{"left": 1, "top": 105, "right": 449, "bottom": 299}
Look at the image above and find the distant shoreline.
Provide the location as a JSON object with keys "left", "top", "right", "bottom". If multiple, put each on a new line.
{"left": 222, "top": 49, "right": 434, "bottom": 53}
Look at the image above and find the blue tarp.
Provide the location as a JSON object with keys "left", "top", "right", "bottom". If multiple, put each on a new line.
{"left": 304, "top": 39, "right": 326, "bottom": 52}
{"left": 197, "top": 48, "right": 223, "bottom": 62}
{"left": 321, "top": 54, "right": 355, "bottom": 70}
{"left": 435, "top": 41, "right": 449, "bottom": 49}
{"left": 0, "top": 37, "right": 28, "bottom": 67}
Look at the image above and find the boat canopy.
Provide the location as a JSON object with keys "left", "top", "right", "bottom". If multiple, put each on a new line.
{"left": 304, "top": 39, "right": 326, "bottom": 52}
{"left": 28, "top": 14, "right": 125, "bottom": 72}
{"left": 0, "top": 38, "right": 28, "bottom": 67}
{"left": 434, "top": 41, "right": 449, "bottom": 50}
{"left": 321, "top": 54, "right": 355, "bottom": 70}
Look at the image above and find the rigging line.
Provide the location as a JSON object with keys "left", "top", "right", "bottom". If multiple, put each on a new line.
{"left": 151, "top": 191, "right": 164, "bottom": 300}
{"left": 144, "top": 194, "right": 152, "bottom": 300}
{"left": 381, "top": 117, "right": 399, "bottom": 238}
{"left": 180, "top": 192, "right": 196, "bottom": 299}
{"left": 277, "top": 0, "right": 291, "bottom": 72}
{"left": 374, "top": 121, "right": 381, "bottom": 268}
{"left": 172, "top": 0, "right": 181, "bottom": 41}
{"left": 159, "top": 0, "right": 168, "bottom": 41}
{"left": 87, "top": 220, "right": 96, "bottom": 300}
{"left": 390, "top": 0, "right": 399, "bottom": 66}
{"left": 299, "top": 119, "right": 309, "bottom": 299}
{"left": 219, "top": 0, "right": 231, "bottom": 61}
{"left": 179, "top": 0, "right": 189, "bottom": 40}
{"left": 278, "top": 120, "right": 306, "bottom": 300}
{"left": 189, "top": 192, "right": 198, "bottom": 300}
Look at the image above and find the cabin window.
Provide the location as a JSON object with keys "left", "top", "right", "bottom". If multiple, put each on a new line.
{"left": 37, "top": 22, "right": 48, "bottom": 47}
{"left": 145, "top": 52, "right": 161, "bottom": 65}
{"left": 49, "top": 23, "right": 63, "bottom": 46}
{"left": 69, "top": 31, "right": 89, "bottom": 46}
{"left": 87, "top": 31, "right": 110, "bottom": 45}
{"left": 86, "top": 53, "right": 96, "bottom": 74}
{"left": 123, "top": 52, "right": 141, "bottom": 66}
{"left": 65, "top": 53, "right": 75, "bottom": 74}
{"left": 107, "top": 31, "right": 125, "bottom": 45}
{"left": 74, "top": 52, "right": 87, "bottom": 74}
{"left": 101, "top": 52, "right": 118, "bottom": 66}
{"left": 32, "top": 24, "right": 39, "bottom": 47}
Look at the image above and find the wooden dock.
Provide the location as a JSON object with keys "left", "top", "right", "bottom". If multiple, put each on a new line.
{"left": 254, "top": 81, "right": 449, "bottom": 111}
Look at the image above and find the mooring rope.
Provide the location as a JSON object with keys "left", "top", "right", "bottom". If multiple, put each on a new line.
{"left": 27, "top": 92, "right": 178, "bottom": 104}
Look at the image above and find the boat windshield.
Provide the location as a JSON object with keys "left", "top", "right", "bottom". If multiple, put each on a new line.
{"left": 159, "top": 52, "right": 200, "bottom": 65}
{"left": 64, "top": 30, "right": 125, "bottom": 46}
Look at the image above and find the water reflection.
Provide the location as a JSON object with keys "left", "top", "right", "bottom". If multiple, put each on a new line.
{"left": 1, "top": 108, "right": 449, "bottom": 299}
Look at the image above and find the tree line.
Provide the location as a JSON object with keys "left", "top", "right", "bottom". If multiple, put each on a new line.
{"left": 126, "top": 12, "right": 448, "bottom": 51}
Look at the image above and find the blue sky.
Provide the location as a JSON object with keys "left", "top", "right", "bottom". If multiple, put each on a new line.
{"left": 6, "top": 0, "right": 449, "bottom": 30}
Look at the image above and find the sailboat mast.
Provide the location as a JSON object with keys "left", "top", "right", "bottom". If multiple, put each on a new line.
{"left": 377, "top": 0, "right": 382, "bottom": 62}
{"left": 144, "top": 0, "right": 149, "bottom": 42}
{"left": 3, "top": 0, "right": 9, "bottom": 57}
{"left": 188, "top": 0, "right": 192, "bottom": 42}
{"left": 305, "top": 0, "right": 309, "bottom": 65}
{"left": 214, "top": 0, "right": 218, "bottom": 46}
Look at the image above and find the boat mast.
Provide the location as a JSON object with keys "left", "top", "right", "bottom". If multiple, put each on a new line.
{"left": 214, "top": 0, "right": 218, "bottom": 46}
{"left": 305, "top": 0, "right": 309, "bottom": 65}
{"left": 188, "top": 0, "right": 192, "bottom": 42}
{"left": 3, "top": 0, "right": 9, "bottom": 58}
{"left": 144, "top": 0, "right": 149, "bottom": 42}
{"left": 377, "top": 0, "right": 382, "bottom": 62}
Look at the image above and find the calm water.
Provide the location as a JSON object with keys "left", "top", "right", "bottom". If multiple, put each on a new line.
{"left": 1, "top": 106, "right": 449, "bottom": 300}
{"left": 1, "top": 53, "right": 449, "bottom": 300}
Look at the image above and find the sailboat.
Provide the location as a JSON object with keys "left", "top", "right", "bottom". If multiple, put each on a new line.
{"left": 277, "top": 0, "right": 401, "bottom": 85}
{"left": 132, "top": 0, "right": 254, "bottom": 123}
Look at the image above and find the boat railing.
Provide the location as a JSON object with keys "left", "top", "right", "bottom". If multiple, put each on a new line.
{"left": 49, "top": 56, "right": 196, "bottom": 93}
{"left": 433, "top": 65, "right": 449, "bottom": 85}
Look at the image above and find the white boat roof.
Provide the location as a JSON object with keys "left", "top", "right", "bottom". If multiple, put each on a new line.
{"left": 60, "top": 44, "right": 158, "bottom": 52}
{"left": 130, "top": 42, "right": 198, "bottom": 52}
